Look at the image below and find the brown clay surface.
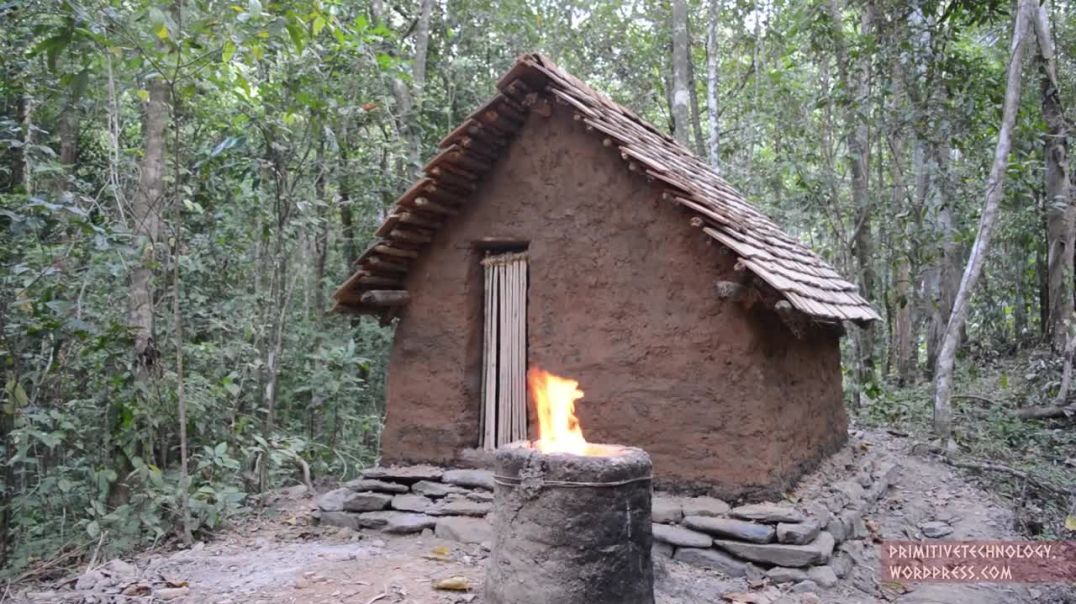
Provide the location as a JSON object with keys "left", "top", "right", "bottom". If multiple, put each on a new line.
{"left": 380, "top": 105, "right": 847, "bottom": 499}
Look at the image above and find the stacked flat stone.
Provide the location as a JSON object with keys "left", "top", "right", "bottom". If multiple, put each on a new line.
{"left": 651, "top": 458, "right": 899, "bottom": 592}
{"left": 312, "top": 465, "right": 495, "bottom": 546}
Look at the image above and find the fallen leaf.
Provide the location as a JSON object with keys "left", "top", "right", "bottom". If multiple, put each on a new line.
{"left": 425, "top": 546, "right": 452, "bottom": 561}
{"left": 433, "top": 576, "right": 472, "bottom": 591}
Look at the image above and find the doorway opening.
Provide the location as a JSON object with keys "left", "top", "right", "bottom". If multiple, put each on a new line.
{"left": 479, "top": 247, "right": 528, "bottom": 449}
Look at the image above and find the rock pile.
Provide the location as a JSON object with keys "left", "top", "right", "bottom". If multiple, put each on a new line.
{"left": 651, "top": 457, "right": 898, "bottom": 593}
{"left": 313, "top": 465, "right": 494, "bottom": 546}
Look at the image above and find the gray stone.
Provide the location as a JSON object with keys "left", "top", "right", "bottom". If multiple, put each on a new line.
{"left": 363, "top": 465, "right": 443, "bottom": 483}
{"left": 873, "top": 461, "right": 899, "bottom": 485}
{"left": 466, "top": 490, "right": 494, "bottom": 502}
{"left": 790, "top": 580, "right": 819, "bottom": 594}
{"left": 355, "top": 510, "right": 397, "bottom": 529}
{"left": 776, "top": 519, "right": 821, "bottom": 545}
{"left": 920, "top": 521, "right": 953, "bottom": 538}
{"left": 713, "top": 531, "right": 835, "bottom": 568}
{"left": 382, "top": 513, "right": 436, "bottom": 534}
{"left": 442, "top": 468, "right": 495, "bottom": 490}
{"left": 390, "top": 494, "right": 432, "bottom": 512}
{"left": 342, "top": 492, "right": 392, "bottom": 512}
{"left": 807, "top": 565, "right": 838, "bottom": 588}
{"left": 652, "top": 523, "right": 712, "bottom": 548}
{"left": 316, "top": 488, "right": 354, "bottom": 512}
{"left": 652, "top": 542, "right": 675, "bottom": 558}
{"left": 411, "top": 480, "right": 466, "bottom": 498}
{"left": 832, "top": 480, "right": 866, "bottom": 509}
{"left": 730, "top": 503, "right": 805, "bottom": 524}
{"left": 826, "top": 515, "right": 848, "bottom": 543}
{"left": 744, "top": 563, "right": 765, "bottom": 583}
{"left": 765, "top": 566, "right": 808, "bottom": 584}
{"left": 357, "top": 510, "right": 435, "bottom": 533}
{"left": 317, "top": 511, "right": 362, "bottom": 530}
{"left": 683, "top": 516, "right": 775, "bottom": 543}
{"left": 831, "top": 551, "right": 854, "bottom": 578}
{"left": 680, "top": 496, "right": 731, "bottom": 517}
{"left": 652, "top": 497, "right": 684, "bottom": 524}
{"left": 343, "top": 478, "right": 409, "bottom": 493}
{"left": 673, "top": 548, "right": 747, "bottom": 577}
{"left": 434, "top": 516, "right": 492, "bottom": 544}
{"left": 429, "top": 496, "right": 491, "bottom": 517}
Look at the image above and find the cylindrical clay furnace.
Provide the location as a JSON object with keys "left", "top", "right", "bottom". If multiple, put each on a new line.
{"left": 484, "top": 443, "right": 654, "bottom": 604}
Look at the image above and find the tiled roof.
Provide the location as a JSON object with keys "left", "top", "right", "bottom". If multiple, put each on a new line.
{"left": 334, "top": 54, "right": 880, "bottom": 325}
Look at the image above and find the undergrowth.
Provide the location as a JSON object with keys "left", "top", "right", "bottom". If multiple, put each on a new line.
{"left": 856, "top": 345, "right": 1075, "bottom": 539}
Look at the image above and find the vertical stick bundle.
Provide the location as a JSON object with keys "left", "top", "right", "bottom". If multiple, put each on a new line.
{"left": 481, "top": 252, "right": 528, "bottom": 449}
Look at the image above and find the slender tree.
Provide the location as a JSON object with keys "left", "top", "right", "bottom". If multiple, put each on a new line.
{"left": 1032, "top": 2, "right": 1075, "bottom": 352}
{"left": 933, "top": 0, "right": 1034, "bottom": 440}
{"left": 670, "top": 0, "right": 693, "bottom": 147}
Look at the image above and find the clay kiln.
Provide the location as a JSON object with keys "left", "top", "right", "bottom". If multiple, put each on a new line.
{"left": 485, "top": 443, "right": 654, "bottom": 604}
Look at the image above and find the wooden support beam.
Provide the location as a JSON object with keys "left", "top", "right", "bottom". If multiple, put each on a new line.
{"left": 355, "top": 273, "right": 403, "bottom": 288}
{"left": 714, "top": 280, "right": 748, "bottom": 302}
{"left": 398, "top": 211, "right": 441, "bottom": 229}
{"left": 389, "top": 228, "right": 432, "bottom": 244}
{"left": 429, "top": 166, "right": 478, "bottom": 192}
{"left": 361, "top": 290, "right": 411, "bottom": 307}
{"left": 448, "top": 148, "right": 491, "bottom": 174}
{"left": 374, "top": 244, "right": 419, "bottom": 259}
{"left": 414, "top": 196, "right": 458, "bottom": 216}
{"left": 775, "top": 300, "right": 806, "bottom": 338}
{"left": 366, "top": 256, "right": 408, "bottom": 273}
{"left": 423, "top": 183, "right": 467, "bottom": 206}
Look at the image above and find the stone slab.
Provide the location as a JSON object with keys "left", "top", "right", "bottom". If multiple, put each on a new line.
{"left": 681, "top": 496, "right": 731, "bottom": 517}
{"left": 442, "top": 469, "right": 495, "bottom": 490}
{"left": 652, "top": 523, "right": 712, "bottom": 548}
{"left": 766, "top": 566, "right": 808, "bottom": 584}
{"left": 683, "top": 516, "right": 775, "bottom": 543}
{"left": 429, "top": 496, "right": 491, "bottom": 517}
{"left": 342, "top": 492, "right": 393, "bottom": 512}
{"left": 390, "top": 494, "right": 432, "bottom": 512}
{"left": 411, "top": 480, "right": 466, "bottom": 498}
{"left": 673, "top": 548, "right": 747, "bottom": 577}
{"left": 777, "top": 519, "right": 821, "bottom": 545}
{"left": 363, "top": 465, "right": 444, "bottom": 483}
{"left": 343, "top": 478, "right": 409, "bottom": 494}
{"left": 730, "top": 503, "right": 805, "bottom": 524}
{"left": 316, "top": 511, "right": 362, "bottom": 530}
{"left": 713, "top": 531, "right": 834, "bottom": 567}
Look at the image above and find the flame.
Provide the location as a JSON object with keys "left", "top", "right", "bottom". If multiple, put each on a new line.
{"left": 528, "top": 367, "right": 590, "bottom": 455}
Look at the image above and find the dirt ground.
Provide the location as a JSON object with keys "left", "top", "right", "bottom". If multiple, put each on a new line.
{"left": 16, "top": 428, "right": 1076, "bottom": 603}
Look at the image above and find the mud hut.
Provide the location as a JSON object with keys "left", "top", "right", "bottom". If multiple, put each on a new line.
{"left": 333, "top": 54, "right": 879, "bottom": 499}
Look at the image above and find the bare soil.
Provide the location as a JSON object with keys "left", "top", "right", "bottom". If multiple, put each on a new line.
{"left": 15, "top": 428, "right": 1076, "bottom": 603}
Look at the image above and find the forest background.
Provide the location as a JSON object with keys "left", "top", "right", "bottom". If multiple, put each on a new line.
{"left": 1, "top": 0, "right": 1074, "bottom": 577}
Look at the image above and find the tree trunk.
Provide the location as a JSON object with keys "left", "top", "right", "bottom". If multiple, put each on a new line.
{"left": 57, "top": 103, "right": 78, "bottom": 193}
{"left": 686, "top": 28, "right": 706, "bottom": 157}
{"left": 670, "top": 0, "right": 693, "bottom": 147}
{"left": 926, "top": 140, "right": 959, "bottom": 373}
{"left": 413, "top": 0, "right": 433, "bottom": 103}
{"left": 115, "top": 76, "right": 169, "bottom": 507}
{"left": 705, "top": 0, "right": 720, "bottom": 169}
{"left": 1032, "top": 3, "right": 1075, "bottom": 352}
{"left": 933, "top": 0, "right": 1033, "bottom": 441}
{"left": 829, "top": 0, "right": 875, "bottom": 402}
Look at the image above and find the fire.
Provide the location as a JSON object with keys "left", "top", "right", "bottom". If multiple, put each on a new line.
{"left": 528, "top": 367, "right": 590, "bottom": 455}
